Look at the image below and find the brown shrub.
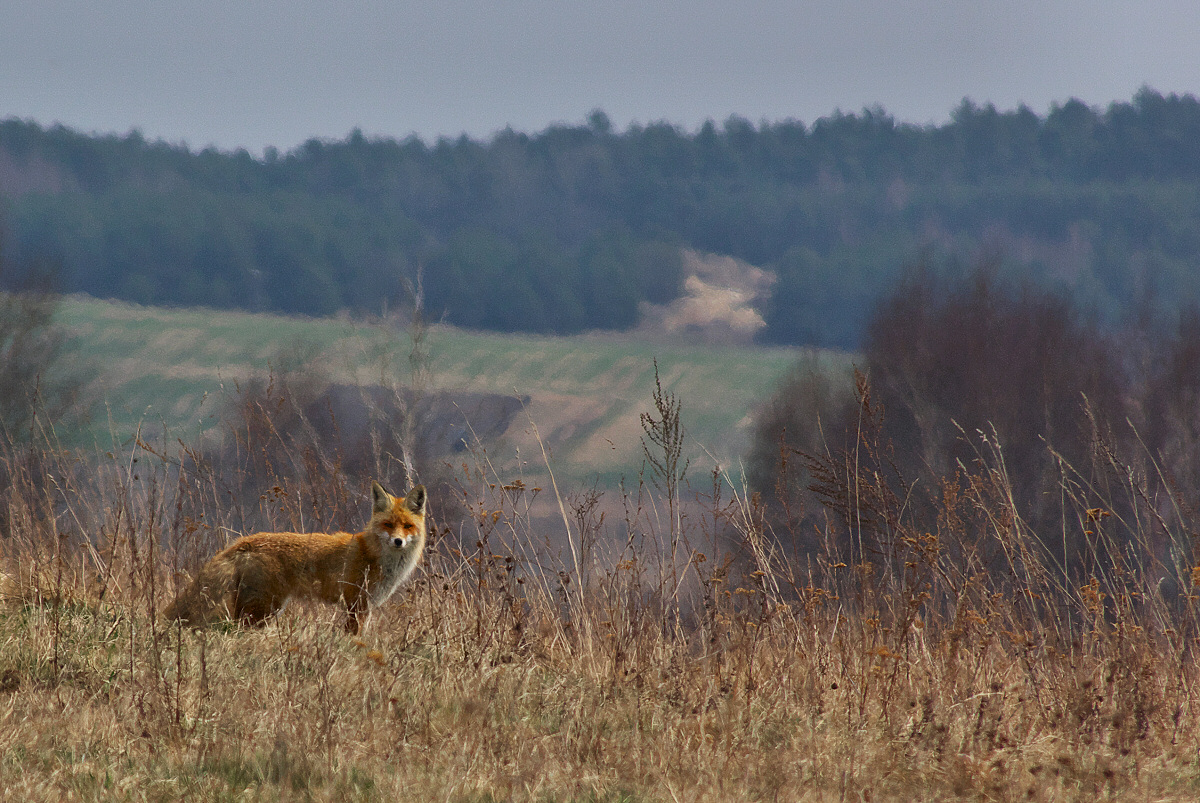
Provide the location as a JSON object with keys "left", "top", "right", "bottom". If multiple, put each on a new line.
{"left": 750, "top": 260, "right": 1138, "bottom": 572}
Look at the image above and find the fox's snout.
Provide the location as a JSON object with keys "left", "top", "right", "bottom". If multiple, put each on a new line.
{"left": 391, "top": 536, "right": 408, "bottom": 549}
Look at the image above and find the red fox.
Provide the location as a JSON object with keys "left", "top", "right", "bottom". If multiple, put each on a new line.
{"left": 165, "top": 482, "right": 426, "bottom": 634}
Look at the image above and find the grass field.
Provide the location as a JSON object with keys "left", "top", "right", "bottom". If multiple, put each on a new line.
{"left": 2, "top": 394, "right": 1199, "bottom": 801}
{"left": 56, "top": 295, "right": 829, "bottom": 483}
{"left": 6, "top": 295, "right": 1194, "bottom": 801}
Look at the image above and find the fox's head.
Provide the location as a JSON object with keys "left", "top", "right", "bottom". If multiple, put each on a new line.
{"left": 370, "top": 481, "right": 427, "bottom": 556}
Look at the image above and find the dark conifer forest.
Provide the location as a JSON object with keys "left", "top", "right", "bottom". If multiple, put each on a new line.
{"left": 4, "top": 89, "right": 1200, "bottom": 346}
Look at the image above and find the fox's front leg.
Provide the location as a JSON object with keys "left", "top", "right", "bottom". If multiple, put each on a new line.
{"left": 232, "top": 574, "right": 278, "bottom": 627}
{"left": 344, "top": 598, "right": 366, "bottom": 634}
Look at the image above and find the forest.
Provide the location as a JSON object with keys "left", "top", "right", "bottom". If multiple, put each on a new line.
{"left": 3, "top": 88, "right": 1200, "bottom": 346}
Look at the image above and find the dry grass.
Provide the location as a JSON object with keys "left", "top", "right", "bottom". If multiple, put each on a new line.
{"left": 2, "top": 397, "right": 1200, "bottom": 802}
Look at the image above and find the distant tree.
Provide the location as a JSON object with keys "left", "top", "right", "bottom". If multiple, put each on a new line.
{"left": 587, "top": 109, "right": 613, "bottom": 136}
{"left": 1135, "top": 303, "right": 1200, "bottom": 522}
{"left": 0, "top": 228, "right": 92, "bottom": 441}
{"left": 861, "top": 262, "right": 1126, "bottom": 510}
{"left": 749, "top": 259, "right": 1131, "bottom": 567}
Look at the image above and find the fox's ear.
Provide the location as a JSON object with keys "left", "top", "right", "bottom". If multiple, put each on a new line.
{"left": 404, "top": 485, "right": 426, "bottom": 516}
{"left": 371, "top": 481, "right": 393, "bottom": 514}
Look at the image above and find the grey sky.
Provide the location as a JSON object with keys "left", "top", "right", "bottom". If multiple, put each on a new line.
{"left": 4, "top": 1, "right": 1199, "bottom": 154}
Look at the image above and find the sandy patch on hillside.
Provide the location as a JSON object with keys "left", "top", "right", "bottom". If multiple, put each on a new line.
{"left": 638, "top": 250, "right": 775, "bottom": 344}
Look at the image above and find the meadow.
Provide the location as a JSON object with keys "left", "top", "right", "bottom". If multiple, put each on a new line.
{"left": 0, "top": 300, "right": 1198, "bottom": 801}
{"left": 56, "top": 295, "right": 812, "bottom": 484}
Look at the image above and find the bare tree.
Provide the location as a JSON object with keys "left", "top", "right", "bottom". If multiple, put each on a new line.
{"left": 0, "top": 231, "right": 90, "bottom": 441}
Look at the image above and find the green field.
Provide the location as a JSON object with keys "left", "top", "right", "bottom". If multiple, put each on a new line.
{"left": 57, "top": 295, "right": 843, "bottom": 482}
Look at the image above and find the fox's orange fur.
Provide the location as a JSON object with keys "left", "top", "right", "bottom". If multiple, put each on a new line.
{"left": 165, "top": 482, "right": 426, "bottom": 634}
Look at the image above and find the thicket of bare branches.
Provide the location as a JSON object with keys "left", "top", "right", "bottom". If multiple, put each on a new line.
{"left": 750, "top": 261, "right": 1200, "bottom": 574}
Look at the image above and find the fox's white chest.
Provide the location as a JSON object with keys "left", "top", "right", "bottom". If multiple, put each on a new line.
{"left": 368, "top": 542, "right": 421, "bottom": 606}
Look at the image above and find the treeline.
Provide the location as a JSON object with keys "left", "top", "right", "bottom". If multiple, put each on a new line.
{"left": 4, "top": 88, "right": 1200, "bottom": 344}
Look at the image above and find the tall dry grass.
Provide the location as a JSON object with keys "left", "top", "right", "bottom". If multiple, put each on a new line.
{"left": 1, "top": 376, "right": 1200, "bottom": 802}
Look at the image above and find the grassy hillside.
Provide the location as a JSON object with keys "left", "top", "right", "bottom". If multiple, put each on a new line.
{"left": 56, "top": 295, "right": 828, "bottom": 483}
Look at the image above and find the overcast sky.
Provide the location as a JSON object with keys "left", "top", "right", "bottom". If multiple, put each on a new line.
{"left": 3, "top": 1, "right": 1199, "bottom": 155}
